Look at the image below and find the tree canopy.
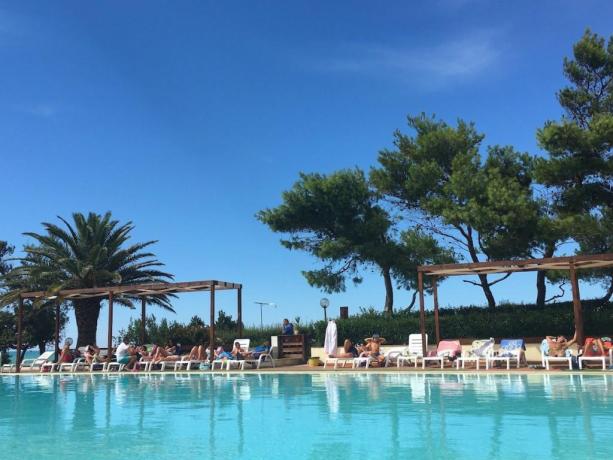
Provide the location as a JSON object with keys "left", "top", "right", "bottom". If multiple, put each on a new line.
{"left": 371, "top": 115, "right": 540, "bottom": 308}
{"left": 257, "top": 169, "right": 452, "bottom": 316}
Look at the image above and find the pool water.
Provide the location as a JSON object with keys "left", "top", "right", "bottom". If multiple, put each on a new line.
{"left": 1, "top": 373, "right": 612, "bottom": 459}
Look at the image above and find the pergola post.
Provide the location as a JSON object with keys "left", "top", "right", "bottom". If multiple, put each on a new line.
{"left": 569, "top": 261, "right": 584, "bottom": 346}
{"left": 16, "top": 295, "right": 23, "bottom": 373}
{"left": 209, "top": 283, "right": 216, "bottom": 353}
{"left": 140, "top": 298, "right": 146, "bottom": 345}
{"left": 237, "top": 286, "right": 243, "bottom": 339}
{"left": 418, "top": 271, "right": 427, "bottom": 356}
{"left": 433, "top": 276, "right": 440, "bottom": 345}
{"left": 54, "top": 301, "right": 60, "bottom": 363}
{"left": 107, "top": 292, "right": 114, "bottom": 361}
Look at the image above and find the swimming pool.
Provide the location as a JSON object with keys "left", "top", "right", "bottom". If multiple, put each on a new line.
{"left": 0, "top": 373, "right": 611, "bottom": 459}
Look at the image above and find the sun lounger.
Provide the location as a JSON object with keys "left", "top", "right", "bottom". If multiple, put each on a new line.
{"left": 353, "top": 352, "right": 374, "bottom": 368}
{"left": 422, "top": 340, "right": 461, "bottom": 369}
{"left": 456, "top": 338, "right": 494, "bottom": 370}
{"left": 487, "top": 339, "right": 525, "bottom": 369}
{"left": 324, "top": 357, "right": 354, "bottom": 369}
{"left": 59, "top": 358, "right": 89, "bottom": 372}
{"left": 386, "top": 334, "right": 428, "bottom": 368}
{"left": 242, "top": 345, "right": 275, "bottom": 369}
{"left": 578, "top": 337, "right": 608, "bottom": 370}
{"left": 540, "top": 339, "right": 572, "bottom": 370}
{"left": 211, "top": 339, "right": 251, "bottom": 371}
{"left": 1, "top": 351, "right": 55, "bottom": 373}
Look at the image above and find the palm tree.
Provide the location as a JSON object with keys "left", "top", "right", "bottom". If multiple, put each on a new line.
{"left": 1, "top": 212, "right": 174, "bottom": 347}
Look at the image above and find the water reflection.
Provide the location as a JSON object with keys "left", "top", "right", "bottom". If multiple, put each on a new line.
{"left": 0, "top": 373, "right": 611, "bottom": 459}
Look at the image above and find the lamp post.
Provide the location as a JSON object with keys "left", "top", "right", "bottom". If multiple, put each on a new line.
{"left": 320, "top": 298, "right": 330, "bottom": 322}
{"left": 253, "top": 301, "right": 276, "bottom": 328}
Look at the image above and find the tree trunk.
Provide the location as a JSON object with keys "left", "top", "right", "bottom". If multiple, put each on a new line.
{"left": 478, "top": 274, "right": 496, "bottom": 309}
{"left": 536, "top": 243, "right": 556, "bottom": 308}
{"left": 536, "top": 272, "right": 547, "bottom": 308}
{"left": 382, "top": 267, "right": 394, "bottom": 318}
{"left": 38, "top": 342, "right": 46, "bottom": 355}
{"left": 463, "top": 225, "right": 496, "bottom": 309}
{"left": 73, "top": 298, "right": 102, "bottom": 347}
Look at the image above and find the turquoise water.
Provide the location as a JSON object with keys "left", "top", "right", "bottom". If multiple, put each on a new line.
{"left": 0, "top": 373, "right": 612, "bottom": 459}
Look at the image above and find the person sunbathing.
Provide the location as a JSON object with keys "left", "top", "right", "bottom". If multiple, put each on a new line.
{"left": 581, "top": 337, "right": 606, "bottom": 357}
{"left": 362, "top": 334, "right": 386, "bottom": 365}
{"left": 185, "top": 344, "right": 208, "bottom": 361}
{"left": 59, "top": 342, "right": 73, "bottom": 363}
{"left": 83, "top": 345, "right": 101, "bottom": 365}
{"left": 546, "top": 333, "right": 577, "bottom": 357}
{"left": 231, "top": 341, "right": 251, "bottom": 360}
{"left": 332, "top": 339, "right": 359, "bottom": 358}
{"left": 152, "top": 345, "right": 179, "bottom": 363}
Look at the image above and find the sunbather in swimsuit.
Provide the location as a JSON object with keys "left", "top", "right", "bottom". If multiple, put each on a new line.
{"left": 546, "top": 333, "right": 577, "bottom": 357}
{"left": 582, "top": 337, "right": 605, "bottom": 357}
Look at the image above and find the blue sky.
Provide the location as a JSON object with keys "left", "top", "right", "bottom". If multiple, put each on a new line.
{"left": 1, "top": 1, "right": 612, "bottom": 344}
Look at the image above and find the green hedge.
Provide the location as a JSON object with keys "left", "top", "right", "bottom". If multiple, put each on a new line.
{"left": 309, "top": 300, "right": 613, "bottom": 345}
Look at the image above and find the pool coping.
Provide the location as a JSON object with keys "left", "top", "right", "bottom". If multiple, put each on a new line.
{"left": 1, "top": 367, "right": 612, "bottom": 377}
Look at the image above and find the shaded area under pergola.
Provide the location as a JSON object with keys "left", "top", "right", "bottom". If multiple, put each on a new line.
{"left": 14, "top": 280, "right": 242, "bottom": 373}
{"left": 416, "top": 253, "right": 613, "bottom": 356}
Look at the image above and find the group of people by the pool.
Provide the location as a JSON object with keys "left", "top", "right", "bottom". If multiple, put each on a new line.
{"left": 52, "top": 319, "right": 297, "bottom": 372}
{"left": 55, "top": 338, "right": 272, "bottom": 371}
{"left": 328, "top": 332, "right": 613, "bottom": 368}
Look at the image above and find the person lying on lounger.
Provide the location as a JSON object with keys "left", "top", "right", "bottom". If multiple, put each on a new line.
{"left": 185, "top": 344, "right": 208, "bottom": 362}
{"left": 331, "top": 339, "right": 359, "bottom": 358}
{"left": 152, "top": 344, "right": 180, "bottom": 364}
{"left": 546, "top": 333, "right": 577, "bottom": 357}
{"left": 362, "top": 334, "right": 386, "bottom": 366}
{"left": 580, "top": 337, "right": 606, "bottom": 357}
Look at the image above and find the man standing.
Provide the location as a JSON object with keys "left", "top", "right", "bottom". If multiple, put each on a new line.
{"left": 281, "top": 318, "right": 294, "bottom": 335}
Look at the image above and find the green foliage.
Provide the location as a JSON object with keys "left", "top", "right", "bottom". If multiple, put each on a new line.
{"left": 0, "top": 212, "right": 174, "bottom": 347}
{"left": 257, "top": 169, "right": 452, "bottom": 315}
{"left": 310, "top": 301, "right": 613, "bottom": 346}
{"left": 536, "top": 29, "right": 613, "bottom": 213}
{"left": 117, "top": 312, "right": 287, "bottom": 350}
{"left": 0, "top": 241, "right": 14, "bottom": 277}
{"left": 371, "top": 115, "right": 540, "bottom": 308}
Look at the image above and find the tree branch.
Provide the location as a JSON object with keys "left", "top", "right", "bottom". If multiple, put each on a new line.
{"left": 545, "top": 282, "right": 566, "bottom": 303}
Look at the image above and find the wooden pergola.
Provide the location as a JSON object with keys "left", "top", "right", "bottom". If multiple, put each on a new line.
{"left": 14, "top": 280, "right": 242, "bottom": 373}
{"left": 416, "top": 253, "right": 613, "bottom": 356}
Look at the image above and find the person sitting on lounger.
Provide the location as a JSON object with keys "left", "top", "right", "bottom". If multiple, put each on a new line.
{"left": 152, "top": 344, "right": 180, "bottom": 364}
{"left": 363, "top": 334, "right": 386, "bottom": 366}
{"left": 59, "top": 342, "right": 73, "bottom": 363}
{"left": 83, "top": 345, "right": 101, "bottom": 365}
{"left": 231, "top": 341, "right": 251, "bottom": 360}
{"left": 116, "top": 337, "right": 138, "bottom": 370}
{"left": 546, "top": 333, "right": 577, "bottom": 357}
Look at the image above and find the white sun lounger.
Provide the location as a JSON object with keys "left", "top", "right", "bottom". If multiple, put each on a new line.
{"left": 456, "top": 338, "right": 494, "bottom": 370}
{"left": 540, "top": 339, "right": 572, "bottom": 370}
{"left": 486, "top": 339, "right": 526, "bottom": 370}
{"left": 385, "top": 334, "right": 428, "bottom": 368}
{"left": 1, "top": 351, "right": 55, "bottom": 373}
{"left": 324, "top": 357, "right": 354, "bottom": 369}
{"left": 211, "top": 339, "right": 250, "bottom": 371}
{"left": 578, "top": 355, "right": 606, "bottom": 370}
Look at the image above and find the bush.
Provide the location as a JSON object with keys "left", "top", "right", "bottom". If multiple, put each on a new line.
{"left": 310, "top": 300, "right": 613, "bottom": 345}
